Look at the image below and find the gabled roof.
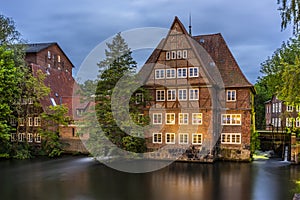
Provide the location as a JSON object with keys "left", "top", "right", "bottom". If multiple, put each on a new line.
{"left": 140, "top": 16, "right": 254, "bottom": 91}
{"left": 25, "top": 42, "right": 75, "bottom": 68}
{"left": 25, "top": 42, "right": 56, "bottom": 53}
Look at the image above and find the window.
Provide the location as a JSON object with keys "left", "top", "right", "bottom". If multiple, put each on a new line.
{"left": 221, "top": 114, "right": 242, "bottom": 125}
{"left": 182, "top": 50, "right": 188, "bottom": 59}
{"left": 179, "top": 133, "right": 189, "bottom": 144}
{"left": 19, "top": 118, "right": 25, "bottom": 126}
{"left": 166, "top": 113, "right": 175, "bottom": 124}
{"left": 47, "top": 51, "right": 51, "bottom": 59}
{"left": 177, "top": 50, "right": 182, "bottom": 59}
{"left": 50, "top": 98, "right": 57, "bottom": 106}
{"left": 137, "top": 114, "right": 144, "bottom": 124}
{"left": 166, "top": 133, "right": 175, "bottom": 144}
{"left": 10, "top": 118, "right": 17, "bottom": 126}
{"left": 167, "top": 89, "right": 176, "bottom": 101}
{"left": 178, "top": 89, "right": 187, "bottom": 101}
{"left": 226, "top": 90, "right": 236, "bottom": 101}
{"left": 296, "top": 105, "right": 300, "bottom": 112}
{"left": 171, "top": 51, "right": 176, "bottom": 59}
{"left": 189, "top": 67, "right": 199, "bottom": 77}
{"left": 166, "top": 52, "right": 171, "bottom": 60}
{"left": 18, "top": 133, "right": 25, "bottom": 142}
{"left": 11, "top": 133, "right": 16, "bottom": 142}
{"left": 272, "top": 103, "right": 275, "bottom": 113}
{"left": 156, "top": 90, "right": 165, "bottom": 101}
{"left": 221, "top": 133, "right": 241, "bottom": 144}
{"left": 286, "top": 118, "right": 293, "bottom": 127}
{"left": 153, "top": 133, "right": 162, "bottom": 144}
{"left": 135, "top": 93, "right": 143, "bottom": 104}
{"left": 35, "top": 133, "right": 41, "bottom": 143}
{"left": 28, "top": 98, "right": 33, "bottom": 104}
{"left": 275, "top": 103, "right": 278, "bottom": 113}
{"left": 177, "top": 68, "right": 187, "bottom": 78}
{"left": 153, "top": 113, "right": 162, "bottom": 124}
{"left": 179, "top": 113, "right": 188, "bottom": 125}
{"left": 166, "top": 69, "right": 176, "bottom": 78}
{"left": 34, "top": 117, "right": 41, "bottom": 126}
{"left": 192, "top": 133, "right": 202, "bottom": 145}
{"left": 155, "top": 69, "right": 165, "bottom": 79}
{"left": 287, "top": 104, "right": 293, "bottom": 112}
{"left": 28, "top": 117, "right": 33, "bottom": 126}
{"left": 296, "top": 118, "right": 300, "bottom": 127}
{"left": 274, "top": 118, "right": 282, "bottom": 127}
{"left": 192, "top": 113, "right": 202, "bottom": 125}
{"left": 57, "top": 55, "right": 61, "bottom": 63}
{"left": 279, "top": 103, "right": 282, "bottom": 112}
{"left": 189, "top": 89, "right": 199, "bottom": 100}
{"left": 27, "top": 133, "right": 33, "bottom": 143}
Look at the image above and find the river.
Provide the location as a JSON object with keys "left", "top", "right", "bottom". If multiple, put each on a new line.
{"left": 0, "top": 156, "right": 299, "bottom": 200}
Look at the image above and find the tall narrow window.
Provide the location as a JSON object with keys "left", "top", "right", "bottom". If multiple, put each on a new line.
{"left": 177, "top": 50, "right": 182, "bottom": 59}
{"left": 27, "top": 133, "right": 33, "bottom": 143}
{"left": 171, "top": 51, "right": 176, "bottom": 59}
{"left": 179, "top": 113, "right": 188, "bottom": 125}
{"left": 35, "top": 133, "right": 41, "bottom": 143}
{"left": 178, "top": 89, "right": 187, "bottom": 101}
{"left": 167, "top": 89, "right": 176, "bottom": 101}
{"left": 135, "top": 93, "right": 143, "bottom": 104}
{"left": 287, "top": 104, "right": 293, "bottom": 112}
{"left": 28, "top": 117, "right": 33, "bottom": 126}
{"left": 156, "top": 90, "right": 165, "bottom": 101}
{"left": 57, "top": 55, "right": 61, "bottom": 63}
{"left": 182, "top": 50, "right": 188, "bottom": 59}
{"left": 34, "top": 117, "right": 41, "bottom": 126}
{"left": 166, "top": 52, "right": 171, "bottom": 60}
{"left": 47, "top": 51, "right": 51, "bottom": 59}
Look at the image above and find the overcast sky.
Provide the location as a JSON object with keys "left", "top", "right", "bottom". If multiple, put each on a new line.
{"left": 1, "top": 0, "right": 293, "bottom": 84}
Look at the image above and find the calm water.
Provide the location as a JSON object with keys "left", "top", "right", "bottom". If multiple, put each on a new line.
{"left": 0, "top": 156, "right": 300, "bottom": 200}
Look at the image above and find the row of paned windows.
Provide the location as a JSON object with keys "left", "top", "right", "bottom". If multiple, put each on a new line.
{"left": 166, "top": 50, "right": 188, "bottom": 60}
{"left": 156, "top": 89, "right": 199, "bottom": 101}
{"left": 152, "top": 133, "right": 241, "bottom": 145}
{"left": 155, "top": 67, "right": 198, "bottom": 79}
{"left": 270, "top": 117, "right": 300, "bottom": 127}
{"left": 11, "top": 133, "right": 41, "bottom": 143}
{"left": 152, "top": 113, "right": 241, "bottom": 125}
{"left": 268, "top": 103, "right": 300, "bottom": 113}
{"left": 10, "top": 117, "right": 41, "bottom": 127}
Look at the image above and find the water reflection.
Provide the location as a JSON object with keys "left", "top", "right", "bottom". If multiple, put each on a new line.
{"left": 0, "top": 157, "right": 300, "bottom": 200}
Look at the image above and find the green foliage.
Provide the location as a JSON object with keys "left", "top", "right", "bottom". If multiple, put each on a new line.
{"left": 277, "top": 0, "right": 300, "bottom": 34}
{"left": 250, "top": 128, "right": 260, "bottom": 154}
{"left": 259, "top": 34, "right": 300, "bottom": 105}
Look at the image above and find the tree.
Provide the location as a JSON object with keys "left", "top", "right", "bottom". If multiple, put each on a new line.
{"left": 95, "top": 33, "right": 147, "bottom": 154}
{"left": 278, "top": 0, "right": 300, "bottom": 34}
{"left": 0, "top": 15, "right": 26, "bottom": 158}
{"left": 259, "top": 34, "right": 300, "bottom": 105}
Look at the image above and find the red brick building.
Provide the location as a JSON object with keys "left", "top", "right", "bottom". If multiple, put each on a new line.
{"left": 139, "top": 17, "right": 255, "bottom": 162}
{"left": 11, "top": 42, "right": 88, "bottom": 153}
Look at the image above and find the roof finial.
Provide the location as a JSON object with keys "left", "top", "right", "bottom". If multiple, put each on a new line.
{"left": 189, "top": 13, "right": 192, "bottom": 35}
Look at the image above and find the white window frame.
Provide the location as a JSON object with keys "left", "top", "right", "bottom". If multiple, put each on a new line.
{"left": 192, "top": 133, "right": 202, "bottom": 145}
{"left": 19, "top": 118, "right": 25, "bottom": 126}
{"left": 135, "top": 93, "right": 144, "bottom": 104}
{"left": 178, "top": 89, "right": 187, "bottom": 101}
{"left": 221, "top": 114, "right": 242, "bottom": 125}
{"left": 11, "top": 133, "right": 16, "bottom": 142}
{"left": 27, "top": 133, "right": 33, "bottom": 143}
{"left": 177, "top": 50, "right": 182, "bottom": 59}
{"left": 153, "top": 113, "right": 162, "bottom": 124}
{"left": 182, "top": 50, "right": 188, "bottom": 59}
{"left": 34, "top": 117, "right": 41, "bottom": 127}
{"left": 296, "top": 105, "right": 300, "bottom": 112}
{"left": 166, "top": 113, "right": 176, "bottom": 124}
{"left": 179, "top": 113, "right": 189, "bottom": 125}
{"left": 221, "top": 133, "right": 241, "bottom": 144}
{"left": 47, "top": 51, "right": 51, "bottom": 59}
{"left": 286, "top": 118, "right": 294, "bottom": 127}
{"left": 296, "top": 118, "right": 300, "bottom": 127}
{"left": 189, "top": 67, "right": 199, "bottom": 78}
{"left": 226, "top": 90, "right": 236, "bottom": 102}
{"left": 155, "top": 69, "right": 165, "bottom": 79}
{"left": 279, "top": 103, "right": 282, "bottom": 112}
{"left": 153, "top": 133, "right": 162, "bottom": 144}
{"left": 171, "top": 51, "right": 176, "bottom": 59}
{"left": 28, "top": 117, "right": 33, "bottom": 126}
{"left": 189, "top": 89, "right": 199, "bottom": 100}
{"left": 166, "top": 51, "right": 171, "bottom": 60}
{"left": 18, "top": 133, "right": 25, "bottom": 142}
{"left": 166, "top": 69, "right": 176, "bottom": 78}
{"left": 165, "top": 133, "right": 176, "bottom": 144}
{"left": 167, "top": 89, "right": 176, "bottom": 101}
{"left": 287, "top": 104, "right": 293, "bottom": 112}
{"left": 192, "top": 113, "right": 203, "bottom": 125}
{"left": 156, "top": 90, "right": 165, "bottom": 101}
{"left": 35, "top": 133, "right": 41, "bottom": 143}
{"left": 177, "top": 68, "right": 187, "bottom": 78}
{"left": 272, "top": 103, "right": 275, "bottom": 113}
{"left": 179, "top": 133, "right": 189, "bottom": 144}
